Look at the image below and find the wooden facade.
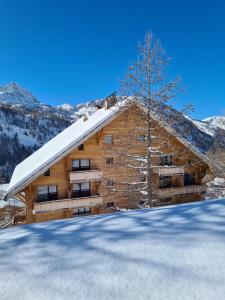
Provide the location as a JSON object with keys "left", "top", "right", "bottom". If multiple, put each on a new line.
{"left": 11, "top": 102, "right": 210, "bottom": 223}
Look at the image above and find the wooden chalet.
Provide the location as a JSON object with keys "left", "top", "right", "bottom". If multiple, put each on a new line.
{"left": 5, "top": 99, "right": 214, "bottom": 223}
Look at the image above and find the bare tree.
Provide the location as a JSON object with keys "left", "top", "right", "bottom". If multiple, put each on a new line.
{"left": 118, "top": 32, "right": 180, "bottom": 207}
{"left": 103, "top": 32, "right": 211, "bottom": 209}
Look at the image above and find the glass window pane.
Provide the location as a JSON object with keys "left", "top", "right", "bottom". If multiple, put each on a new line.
{"left": 73, "top": 183, "right": 80, "bottom": 191}
{"left": 104, "top": 135, "right": 113, "bottom": 144}
{"left": 37, "top": 186, "right": 48, "bottom": 194}
{"left": 81, "top": 159, "right": 89, "bottom": 167}
{"left": 49, "top": 185, "right": 57, "bottom": 193}
{"left": 72, "top": 160, "right": 79, "bottom": 168}
{"left": 81, "top": 182, "right": 90, "bottom": 190}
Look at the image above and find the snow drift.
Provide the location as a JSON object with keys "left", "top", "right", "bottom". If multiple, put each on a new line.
{"left": 1, "top": 199, "right": 225, "bottom": 300}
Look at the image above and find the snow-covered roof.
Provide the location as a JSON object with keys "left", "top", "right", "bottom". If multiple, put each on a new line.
{"left": 6, "top": 102, "right": 124, "bottom": 197}
{"left": 6, "top": 99, "right": 220, "bottom": 198}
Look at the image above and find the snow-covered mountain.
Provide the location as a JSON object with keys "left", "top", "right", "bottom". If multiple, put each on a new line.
{"left": 0, "top": 82, "right": 224, "bottom": 183}
{"left": 184, "top": 116, "right": 219, "bottom": 137}
{"left": 203, "top": 116, "right": 225, "bottom": 131}
{"left": 57, "top": 103, "right": 75, "bottom": 111}
{"left": 0, "top": 82, "right": 41, "bottom": 108}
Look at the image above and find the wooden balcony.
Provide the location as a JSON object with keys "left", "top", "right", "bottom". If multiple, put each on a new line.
{"left": 152, "top": 166, "right": 184, "bottom": 176}
{"left": 157, "top": 185, "right": 206, "bottom": 198}
{"left": 69, "top": 169, "right": 103, "bottom": 183}
{"left": 33, "top": 195, "right": 102, "bottom": 213}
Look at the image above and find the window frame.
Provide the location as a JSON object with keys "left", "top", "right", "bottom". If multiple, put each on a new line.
{"left": 104, "top": 134, "right": 113, "bottom": 144}
{"left": 72, "top": 182, "right": 91, "bottom": 198}
{"left": 105, "top": 157, "right": 114, "bottom": 165}
{"left": 75, "top": 207, "right": 91, "bottom": 215}
{"left": 159, "top": 155, "right": 173, "bottom": 166}
{"left": 37, "top": 185, "right": 58, "bottom": 202}
{"left": 72, "top": 159, "right": 90, "bottom": 171}
{"left": 107, "top": 202, "right": 114, "bottom": 208}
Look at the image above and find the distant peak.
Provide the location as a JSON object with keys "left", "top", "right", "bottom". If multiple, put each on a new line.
{"left": 203, "top": 115, "right": 225, "bottom": 131}
{"left": 57, "top": 103, "right": 74, "bottom": 111}
{"left": 7, "top": 82, "right": 20, "bottom": 88}
{"left": 0, "top": 82, "right": 41, "bottom": 107}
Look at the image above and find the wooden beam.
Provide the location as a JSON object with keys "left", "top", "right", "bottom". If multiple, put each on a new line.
{"left": 15, "top": 193, "right": 26, "bottom": 203}
{"left": 97, "top": 129, "right": 103, "bottom": 145}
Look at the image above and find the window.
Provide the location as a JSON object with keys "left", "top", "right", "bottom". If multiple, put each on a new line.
{"left": 106, "top": 180, "right": 114, "bottom": 186}
{"left": 184, "top": 173, "right": 196, "bottom": 186}
{"left": 72, "top": 159, "right": 79, "bottom": 170}
{"left": 74, "top": 207, "right": 91, "bottom": 215}
{"left": 72, "top": 182, "right": 91, "bottom": 198}
{"left": 106, "top": 158, "right": 114, "bottom": 165}
{"left": 159, "top": 176, "right": 172, "bottom": 189}
{"left": 78, "top": 144, "right": 84, "bottom": 150}
{"left": 37, "top": 185, "right": 57, "bottom": 202}
{"left": 80, "top": 159, "right": 89, "bottom": 168}
{"left": 138, "top": 135, "right": 146, "bottom": 142}
{"left": 104, "top": 135, "right": 113, "bottom": 144}
{"left": 37, "top": 186, "right": 48, "bottom": 201}
{"left": 44, "top": 169, "right": 50, "bottom": 176}
{"left": 160, "top": 155, "right": 172, "bottom": 166}
{"left": 72, "top": 159, "right": 90, "bottom": 171}
{"left": 107, "top": 202, "right": 114, "bottom": 208}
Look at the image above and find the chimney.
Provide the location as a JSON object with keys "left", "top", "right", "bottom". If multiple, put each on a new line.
{"left": 104, "top": 92, "right": 117, "bottom": 110}
{"left": 83, "top": 112, "right": 89, "bottom": 122}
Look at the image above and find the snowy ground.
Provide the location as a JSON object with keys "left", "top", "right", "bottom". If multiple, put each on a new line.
{"left": 1, "top": 199, "right": 225, "bottom": 300}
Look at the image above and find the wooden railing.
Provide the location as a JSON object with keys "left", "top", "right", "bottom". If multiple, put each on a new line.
{"left": 157, "top": 185, "right": 206, "bottom": 197}
{"left": 152, "top": 166, "right": 184, "bottom": 176}
{"left": 70, "top": 170, "right": 103, "bottom": 183}
{"left": 33, "top": 195, "right": 102, "bottom": 213}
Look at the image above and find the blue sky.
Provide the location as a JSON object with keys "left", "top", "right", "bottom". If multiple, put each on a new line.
{"left": 0, "top": 0, "right": 224, "bottom": 119}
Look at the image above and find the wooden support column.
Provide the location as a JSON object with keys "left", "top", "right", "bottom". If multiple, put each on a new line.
{"left": 25, "top": 185, "right": 34, "bottom": 224}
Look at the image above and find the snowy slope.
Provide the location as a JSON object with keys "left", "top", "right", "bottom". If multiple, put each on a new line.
{"left": 1, "top": 199, "right": 225, "bottom": 300}
{"left": 203, "top": 116, "right": 225, "bottom": 131}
